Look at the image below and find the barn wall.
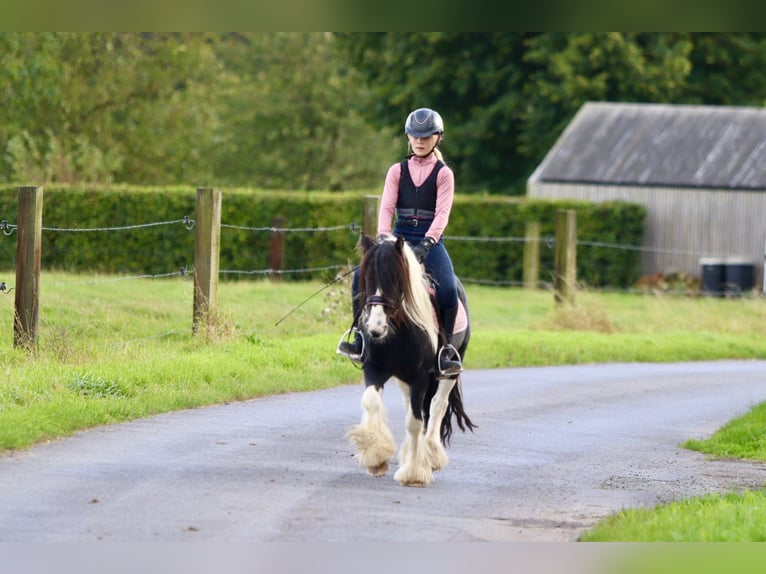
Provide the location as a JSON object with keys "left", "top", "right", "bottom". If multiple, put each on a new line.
{"left": 528, "top": 181, "right": 766, "bottom": 289}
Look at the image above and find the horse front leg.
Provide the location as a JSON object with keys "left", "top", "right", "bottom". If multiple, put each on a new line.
{"left": 424, "top": 377, "right": 457, "bottom": 471}
{"left": 393, "top": 381, "right": 433, "bottom": 487}
{"left": 347, "top": 385, "right": 396, "bottom": 476}
{"left": 394, "top": 379, "right": 412, "bottom": 465}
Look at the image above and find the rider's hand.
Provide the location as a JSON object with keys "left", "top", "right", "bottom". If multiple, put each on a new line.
{"left": 412, "top": 237, "right": 435, "bottom": 263}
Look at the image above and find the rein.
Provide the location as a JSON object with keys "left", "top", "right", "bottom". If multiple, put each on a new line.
{"left": 275, "top": 265, "right": 357, "bottom": 326}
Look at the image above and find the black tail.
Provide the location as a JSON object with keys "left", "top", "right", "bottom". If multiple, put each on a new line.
{"left": 440, "top": 377, "right": 476, "bottom": 445}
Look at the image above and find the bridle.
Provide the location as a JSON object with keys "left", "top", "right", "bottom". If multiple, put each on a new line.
{"left": 363, "top": 292, "right": 403, "bottom": 325}
{"left": 365, "top": 294, "right": 394, "bottom": 309}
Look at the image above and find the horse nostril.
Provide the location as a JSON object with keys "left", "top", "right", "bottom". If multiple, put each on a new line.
{"left": 367, "top": 322, "right": 387, "bottom": 338}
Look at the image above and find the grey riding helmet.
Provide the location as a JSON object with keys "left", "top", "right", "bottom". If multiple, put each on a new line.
{"left": 404, "top": 108, "right": 444, "bottom": 137}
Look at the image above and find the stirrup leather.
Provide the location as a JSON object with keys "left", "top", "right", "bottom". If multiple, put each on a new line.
{"left": 437, "top": 343, "right": 463, "bottom": 377}
{"left": 336, "top": 327, "right": 364, "bottom": 363}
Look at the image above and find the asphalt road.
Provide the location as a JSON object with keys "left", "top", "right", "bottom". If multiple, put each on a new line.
{"left": 2, "top": 360, "right": 766, "bottom": 543}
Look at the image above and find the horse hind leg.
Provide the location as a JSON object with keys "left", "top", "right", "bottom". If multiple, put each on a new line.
{"left": 424, "top": 377, "right": 457, "bottom": 471}
{"left": 347, "top": 385, "right": 396, "bottom": 476}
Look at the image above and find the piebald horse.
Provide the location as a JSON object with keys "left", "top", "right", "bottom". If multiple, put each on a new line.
{"left": 346, "top": 235, "right": 474, "bottom": 486}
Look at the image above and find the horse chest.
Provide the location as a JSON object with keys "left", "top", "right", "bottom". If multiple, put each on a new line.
{"left": 366, "top": 334, "right": 433, "bottom": 377}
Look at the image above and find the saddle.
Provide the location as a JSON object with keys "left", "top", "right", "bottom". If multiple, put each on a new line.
{"left": 426, "top": 285, "right": 468, "bottom": 334}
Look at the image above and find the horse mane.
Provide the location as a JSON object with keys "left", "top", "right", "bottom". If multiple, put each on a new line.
{"left": 359, "top": 236, "right": 438, "bottom": 353}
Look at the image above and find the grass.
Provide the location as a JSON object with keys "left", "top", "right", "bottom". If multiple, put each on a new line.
{"left": 684, "top": 402, "right": 766, "bottom": 461}
{"left": 580, "top": 490, "right": 766, "bottom": 542}
{"left": 2, "top": 271, "right": 766, "bottom": 541}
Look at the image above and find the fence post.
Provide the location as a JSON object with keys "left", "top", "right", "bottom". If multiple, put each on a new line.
{"left": 269, "top": 216, "right": 285, "bottom": 281}
{"left": 554, "top": 209, "right": 577, "bottom": 305}
{"left": 362, "top": 195, "right": 379, "bottom": 238}
{"left": 193, "top": 187, "right": 222, "bottom": 333}
{"left": 523, "top": 221, "right": 541, "bottom": 289}
{"left": 14, "top": 186, "right": 43, "bottom": 350}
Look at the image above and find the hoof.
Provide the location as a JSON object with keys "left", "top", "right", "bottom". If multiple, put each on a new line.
{"left": 427, "top": 442, "right": 449, "bottom": 471}
{"left": 394, "top": 465, "right": 432, "bottom": 487}
{"left": 367, "top": 461, "right": 389, "bottom": 476}
{"left": 347, "top": 426, "right": 396, "bottom": 471}
{"left": 402, "top": 481, "right": 425, "bottom": 488}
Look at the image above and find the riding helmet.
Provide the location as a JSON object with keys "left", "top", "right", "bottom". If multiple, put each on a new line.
{"left": 404, "top": 108, "right": 444, "bottom": 138}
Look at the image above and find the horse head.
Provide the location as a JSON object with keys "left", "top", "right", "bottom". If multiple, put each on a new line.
{"left": 357, "top": 234, "right": 436, "bottom": 344}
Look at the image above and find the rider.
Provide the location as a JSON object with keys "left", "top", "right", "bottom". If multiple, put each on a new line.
{"left": 337, "top": 107, "right": 463, "bottom": 377}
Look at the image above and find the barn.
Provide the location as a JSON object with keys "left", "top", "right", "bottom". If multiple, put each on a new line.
{"left": 527, "top": 101, "right": 766, "bottom": 293}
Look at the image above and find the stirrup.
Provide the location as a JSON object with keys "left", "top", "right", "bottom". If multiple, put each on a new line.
{"left": 336, "top": 327, "right": 364, "bottom": 364}
{"left": 437, "top": 343, "right": 463, "bottom": 378}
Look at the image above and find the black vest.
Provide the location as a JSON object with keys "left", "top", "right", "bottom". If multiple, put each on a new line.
{"left": 395, "top": 159, "right": 444, "bottom": 218}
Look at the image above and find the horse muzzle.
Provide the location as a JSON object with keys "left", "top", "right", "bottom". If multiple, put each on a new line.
{"left": 365, "top": 306, "right": 390, "bottom": 339}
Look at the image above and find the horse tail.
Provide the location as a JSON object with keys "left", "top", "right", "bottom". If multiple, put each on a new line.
{"left": 440, "top": 378, "right": 476, "bottom": 445}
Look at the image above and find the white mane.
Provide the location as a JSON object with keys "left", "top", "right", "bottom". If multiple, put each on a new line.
{"left": 395, "top": 238, "right": 439, "bottom": 353}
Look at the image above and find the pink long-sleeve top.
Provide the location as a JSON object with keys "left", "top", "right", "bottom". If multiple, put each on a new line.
{"left": 376, "top": 154, "right": 455, "bottom": 243}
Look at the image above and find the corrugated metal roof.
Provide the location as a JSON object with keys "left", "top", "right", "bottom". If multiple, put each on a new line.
{"left": 529, "top": 102, "right": 766, "bottom": 190}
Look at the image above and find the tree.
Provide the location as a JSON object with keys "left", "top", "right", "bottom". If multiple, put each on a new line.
{"left": 684, "top": 33, "right": 766, "bottom": 106}
{"left": 336, "top": 33, "right": 536, "bottom": 193}
{"left": 337, "top": 32, "right": 766, "bottom": 195}
{"left": 5, "top": 33, "right": 766, "bottom": 192}
{"left": 0, "top": 33, "right": 221, "bottom": 185}
{"left": 520, "top": 33, "right": 694, "bottom": 170}
{"left": 209, "top": 33, "right": 399, "bottom": 190}
{"left": 0, "top": 33, "right": 399, "bottom": 190}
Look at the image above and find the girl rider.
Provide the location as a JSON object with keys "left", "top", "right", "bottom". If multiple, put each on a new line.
{"left": 337, "top": 107, "right": 463, "bottom": 377}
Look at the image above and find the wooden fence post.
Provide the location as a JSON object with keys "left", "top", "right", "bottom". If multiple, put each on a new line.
{"left": 362, "top": 195, "right": 379, "bottom": 238}
{"left": 554, "top": 209, "right": 577, "bottom": 305}
{"left": 14, "top": 186, "right": 43, "bottom": 350}
{"left": 523, "top": 221, "right": 541, "bottom": 289}
{"left": 193, "top": 187, "right": 222, "bottom": 333}
{"left": 269, "top": 216, "right": 285, "bottom": 281}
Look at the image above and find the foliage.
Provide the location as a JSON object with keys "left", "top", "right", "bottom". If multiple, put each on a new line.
{"left": 0, "top": 33, "right": 221, "bottom": 185}
{"left": 448, "top": 196, "right": 646, "bottom": 288}
{"left": 210, "top": 33, "right": 401, "bottom": 191}
{"left": 4, "top": 33, "right": 766, "bottom": 194}
{"left": 520, "top": 33, "right": 695, "bottom": 167}
{"left": 337, "top": 32, "right": 766, "bottom": 194}
{"left": 0, "top": 33, "right": 399, "bottom": 191}
{"left": 0, "top": 185, "right": 645, "bottom": 288}
{"left": 336, "top": 33, "right": 536, "bottom": 193}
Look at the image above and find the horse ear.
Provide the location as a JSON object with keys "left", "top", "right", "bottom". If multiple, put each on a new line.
{"left": 394, "top": 235, "right": 405, "bottom": 253}
{"left": 360, "top": 234, "right": 375, "bottom": 253}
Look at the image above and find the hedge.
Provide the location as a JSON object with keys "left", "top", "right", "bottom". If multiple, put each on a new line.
{"left": 0, "top": 185, "right": 646, "bottom": 288}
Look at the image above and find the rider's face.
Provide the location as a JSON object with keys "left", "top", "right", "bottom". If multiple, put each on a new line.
{"left": 407, "top": 134, "right": 440, "bottom": 157}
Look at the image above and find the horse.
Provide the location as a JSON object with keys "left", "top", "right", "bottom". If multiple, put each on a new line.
{"left": 345, "top": 234, "right": 475, "bottom": 486}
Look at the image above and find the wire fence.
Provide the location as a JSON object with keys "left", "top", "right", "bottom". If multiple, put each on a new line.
{"left": 1, "top": 214, "right": 756, "bottom": 289}
{"left": 1, "top": 213, "right": 761, "bottom": 349}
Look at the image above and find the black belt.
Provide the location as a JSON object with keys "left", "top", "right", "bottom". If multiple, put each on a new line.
{"left": 396, "top": 217, "right": 430, "bottom": 228}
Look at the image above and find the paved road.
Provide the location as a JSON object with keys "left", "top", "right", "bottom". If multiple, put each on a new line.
{"left": 1, "top": 361, "right": 766, "bottom": 542}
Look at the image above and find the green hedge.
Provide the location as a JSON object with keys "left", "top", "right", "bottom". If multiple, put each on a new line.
{"left": 0, "top": 185, "right": 646, "bottom": 288}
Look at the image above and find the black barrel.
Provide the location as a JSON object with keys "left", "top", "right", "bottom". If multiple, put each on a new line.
{"left": 724, "top": 258, "right": 755, "bottom": 297}
{"left": 699, "top": 257, "right": 726, "bottom": 296}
